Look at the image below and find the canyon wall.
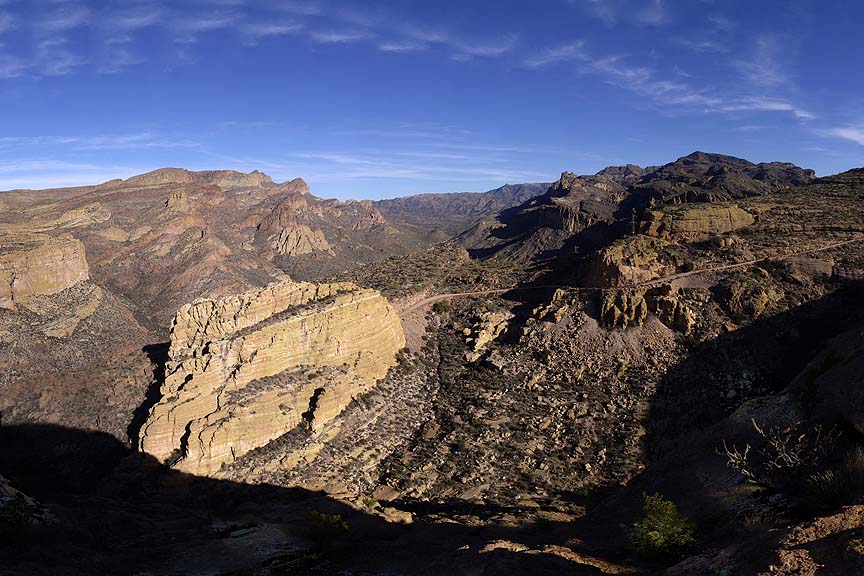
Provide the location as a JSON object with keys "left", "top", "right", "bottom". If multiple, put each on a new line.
{"left": 138, "top": 281, "right": 405, "bottom": 476}
{"left": 0, "top": 233, "right": 90, "bottom": 309}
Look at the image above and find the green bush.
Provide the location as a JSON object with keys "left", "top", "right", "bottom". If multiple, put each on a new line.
{"left": 432, "top": 300, "right": 451, "bottom": 313}
{"left": 631, "top": 493, "right": 695, "bottom": 561}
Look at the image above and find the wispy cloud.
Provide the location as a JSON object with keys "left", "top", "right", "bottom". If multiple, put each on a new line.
{"left": 35, "top": 3, "right": 90, "bottom": 33}
{"left": 733, "top": 35, "right": 788, "bottom": 89}
{"left": 310, "top": 29, "right": 375, "bottom": 44}
{"left": 0, "top": 132, "right": 200, "bottom": 150}
{"left": 522, "top": 39, "right": 813, "bottom": 123}
{"left": 0, "top": 11, "right": 15, "bottom": 33}
{"left": 0, "top": 52, "right": 25, "bottom": 78}
{"left": 675, "top": 37, "right": 729, "bottom": 54}
{"left": 581, "top": 0, "right": 620, "bottom": 26}
{"left": 821, "top": 126, "right": 864, "bottom": 146}
{"left": 173, "top": 11, "right": 237, "bottom": 43}
{"left": 36, "top": 38, "right": 87, "bottom": 76}
{"left": 0, "top": 160, "right": 143, "bottom": 191}
{"left": 401, "top": 27, "right": 518, "bottom": 59}
{"left": 522, "top": 41, "right": 585, "bottom": 68}
{"left": 242, "top": 21, "right": 304, "bottom": 45}
{"left": 104, "top": 4, "right": 163, "bottom": 33}
{"left": 378, "top": 40, "right": 427, "bottom": 53}
{"left": 718, "top": 97, "right": 813, "bottom": 120}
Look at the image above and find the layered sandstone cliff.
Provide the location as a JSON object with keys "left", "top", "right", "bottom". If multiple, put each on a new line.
{"left": 139, "top": 281, "right": 405, "bottom": 476}
{"left": 0, "top": 232, "right": 90, "bottom": 309}
{"left": 640, "top": 204, "right": 754, "bottom": 238}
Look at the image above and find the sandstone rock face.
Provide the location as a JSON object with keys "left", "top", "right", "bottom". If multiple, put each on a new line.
{"left": 164, "top": 190, "right": 189, "bottom": 211}
{"left": 580, "top": 236, "right": 670, "bottom": 287}
{"left": 464, "top": 310, "right": 514, "bottom": 362}
{"left": 641, "top": 205, "right": 754, "bottom": 238}
{"left": 0, "top": 233, "right": 90, "bottom": 309}
{"left": 600, "top": 290, "right": 647, "bottom": 329}
{"left": 270, "top": 225, "right": 333, "bottom": 256}
{"left": 139, "top": 281, "right": 405, "bottom": 476}
{"left": 647, "top": 285, "right": 695, "bottom": 333}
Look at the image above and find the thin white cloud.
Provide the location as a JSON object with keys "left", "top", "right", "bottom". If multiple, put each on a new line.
{"left": 173, "top": 11, "right": 237, "bottom": 43}
{"left": 403, "top": 26, "right": 517, "bottom": 59}
{"left": 821, "top": 126, "right": 864, "bottom": 146}
{"left": 733, "top": 35, "right": 788, "bottom": 89}
{"left": 0, "top": 132, "right": 200, "bottom": 150}
{"left": 310, "top": 29, "right": 375, "bottom": 44}
{"left": 243, "top": 21, "right": 304, "bottom": 45}
{"left": 100, "top": 46, "right": 146, "bottom": 74}
{"left": 718, "top": 97, "right": 813, "bottom": 120}
{"left": 0, "top": 11, "right": 14, "bottom": 33}
{"left": 675, "top": 37, "right": 729, "bottom": 54}
{"left": 37, "top": 38, "right": 87, "bottom": 76}
{"left": 35, "top": 3, "right": 90, "bottom": 33}
{"left": 522, "top": 41, "right": 585, "bottom": 68}
{"left": 0, "top": 52, "right": 24, "bottom": 78}
{"left": 378, "top": 40, "right": 428, "bottom": 53}
{"left": 0, "top": 160, "right": 143, "bottom": 191}
{"left": 581, "top": 0, "right": 619, "bottom": 26}
{"left": 105, "top": 5, "right": 163, "bottom": 33}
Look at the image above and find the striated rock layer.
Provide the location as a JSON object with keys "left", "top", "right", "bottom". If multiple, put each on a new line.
{"left": 139, "top": 281, "right": 405, "bottom": 476}
{"left": 0, "top": 232, "right": 90, "bottom": 309}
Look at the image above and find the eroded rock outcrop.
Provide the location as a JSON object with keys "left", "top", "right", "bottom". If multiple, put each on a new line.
{"left": 580, "top": 235, "right": 671, "bottom": 287}
{"left": 270, "top": 225, "right": 333, "bottom": 256}
{"left": 599, "top": 290, "right": 648, "bottom": 329}
{"left": 139, "top": 281, "right": 405, "bottom": 476}
{"left": 640, "top": 204, "right": 754, "bottom": 239}
{"left": 0, "top": 233, "right": 90, "bottom": 309}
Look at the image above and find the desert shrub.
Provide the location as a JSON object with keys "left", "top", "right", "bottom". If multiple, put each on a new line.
{"left": 802, "top": 446, "right": 864, "bottom": 512}
{"left": 631, "top": 493, "right": 695, "bottom": 561}
{"left": 302, "top": 509, "right": 349, "bottom": 552}
{"left": 432, "top": 300, "right": 451, "bottom": 313}
{"left": 720, "top": 418, "right": 840, "bottom": 493}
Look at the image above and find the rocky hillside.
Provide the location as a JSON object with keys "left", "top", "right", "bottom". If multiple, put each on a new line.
{"left": 0, "top": 168, "right": 434, "bottom": 329}
{"left": 375, "top": 182, "right": 549, "bottom": 235}
{"left": 457, "top": 152, "right": 816, "bottom": 262}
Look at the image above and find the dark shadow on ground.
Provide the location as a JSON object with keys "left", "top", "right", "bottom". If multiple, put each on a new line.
{"left": 0, "top": 423, "right": 617, "bottom": 576}
{"left": 126, "top": 342, "right": 170, "bottom": 448}
{"left": 569, "top": 282, "right": 864, "bottom": 569}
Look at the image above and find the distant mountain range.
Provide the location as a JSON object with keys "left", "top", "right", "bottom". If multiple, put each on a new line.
{"left": 374, "top": 183, "right": 550, "bottom": 234}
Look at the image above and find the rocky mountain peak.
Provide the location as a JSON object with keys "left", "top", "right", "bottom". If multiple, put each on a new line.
{"left": 121, "top": 167, "right": 274, "bottom": 189}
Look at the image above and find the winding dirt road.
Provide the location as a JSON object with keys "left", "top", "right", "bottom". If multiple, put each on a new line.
{"left": 403, "top": 235, "right": 864, "bottom": 313}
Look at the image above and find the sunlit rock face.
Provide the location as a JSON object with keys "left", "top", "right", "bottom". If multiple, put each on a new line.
{"left": 138, "top": 280, "right": 405, "bottom": 476}
{"left": 0, "top": 232, "right": 90, "bottom": 309}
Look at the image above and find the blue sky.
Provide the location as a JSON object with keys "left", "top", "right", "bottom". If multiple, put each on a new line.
{"left": 0, "top": 0, "right": 862, "bottom": 199}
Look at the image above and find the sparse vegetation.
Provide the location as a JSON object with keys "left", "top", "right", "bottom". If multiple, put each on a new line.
{"left": 432, "top": 300, "right": 451, "bottom": 313}
{"left": 631, "top": 493, "right": 695, "bottom": 561}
